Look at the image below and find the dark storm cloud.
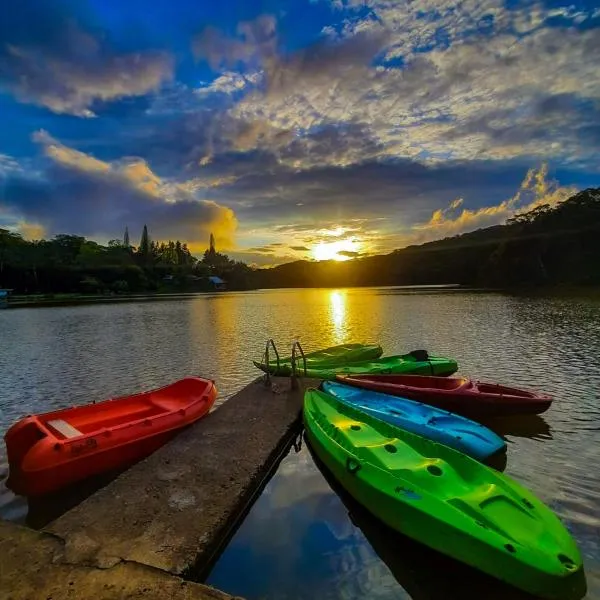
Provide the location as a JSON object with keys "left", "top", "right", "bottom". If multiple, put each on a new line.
{"left": 192, "top": 13, "right": 389, "bottom": 97}
{"left": 107, "top": 106, "right": 288, "bottom": 179}
{"left": 207, "top": 157, "right": 527, "bottom": 227}
{"left": 192, "top": 15, "right": 277, "bottom": 70}
{"left": 0, "top": 0, "right": 173, "bottom": 116}
{"left": 289, "top": 245, "right": 310, "bottom": 251}
{"left": 438, "top": 93, "right": 600, "bottom": 158}
{"left": 264, "top": 28, "right": 390, "bottom": 99}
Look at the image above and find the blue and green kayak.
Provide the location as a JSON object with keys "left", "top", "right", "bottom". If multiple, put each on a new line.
{"left": 303, "top": 388, "right": 585, "bottom": 599}
{"left": 321, "top": 381, "right": 506, "bottom": 462}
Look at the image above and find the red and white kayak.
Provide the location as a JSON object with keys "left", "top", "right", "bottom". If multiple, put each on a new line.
{"left": 335, "top": 374, "right": 552, "bottom": 418}
{"left": 4, "top": 377, "right": 217, "bottom": 497}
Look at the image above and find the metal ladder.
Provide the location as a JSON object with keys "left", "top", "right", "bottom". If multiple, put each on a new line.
{"left": 261, "top": 338, "right": 307, "bottom": 389}
{"left": 261, "top": 338, "right": 280, "bottom": 388}
{"left": 290, "top": 339, "right": 307, "bottom": 390}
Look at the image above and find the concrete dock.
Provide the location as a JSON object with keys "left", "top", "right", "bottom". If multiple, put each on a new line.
{"left": 0, "top": 520, "right": 238, "bottom": 600}
{"left": 0, "top": 375, "right": 320, "bottom": 599}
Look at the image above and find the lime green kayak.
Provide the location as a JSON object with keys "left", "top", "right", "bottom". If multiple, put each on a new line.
{"left": 283, "top": 352, "right": 458, "bottom": 380}
{"left": 303, "top": 389, "right": 586, "bottom": 599}
{"left": 253, "top": 343, "right": 383, "bottom": 376}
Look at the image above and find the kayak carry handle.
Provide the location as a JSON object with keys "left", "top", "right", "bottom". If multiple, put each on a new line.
{"left": 290, "top": 340, "right": 307, "bottom": 390}
{"left": 263, "top": 339, "right": 280, "bottom": 387}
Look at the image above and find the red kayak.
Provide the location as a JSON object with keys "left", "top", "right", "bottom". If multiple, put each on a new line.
{"left": 335, "top": 374, "right": 552, "bottom": 418}
{"left": 4, "top": 377, "right": 217, "bottom": 497}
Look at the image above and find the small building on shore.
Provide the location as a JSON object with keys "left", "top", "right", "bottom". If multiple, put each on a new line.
{"left": 208, "top": 276, "right": 227, "bottom": 291}
{"left": 0, "top": 288, "right": 13, "bottom": 308}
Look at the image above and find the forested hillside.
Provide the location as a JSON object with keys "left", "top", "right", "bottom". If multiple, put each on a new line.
{"left": 1, "top": 188, "right": 598, "bottom": 296}
{"left": 255, "top": 188, "right": 600, "bottom": 289}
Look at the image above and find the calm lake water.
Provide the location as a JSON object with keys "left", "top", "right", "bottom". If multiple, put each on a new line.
{"left": 1, "top": 288, "right": 599, "bottom": 598}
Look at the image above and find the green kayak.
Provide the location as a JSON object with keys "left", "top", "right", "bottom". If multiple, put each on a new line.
{"left": 271, "top": 352, "right": 458, "bottom": 380}
{"left": 303, "top": 389, "right": 586, "bottom": 599}
{"left": 253, "top": 343, "right": 383, "bottom": 376}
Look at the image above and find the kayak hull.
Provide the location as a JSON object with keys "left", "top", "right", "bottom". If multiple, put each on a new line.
{"left": 303, "top": 389, "right": 585, "bottom": 599}
{"left": 5, "top": 377, "right": 217, "bottom": 496}
{"left": 256, "top": 343, "right": 383, "bottom": 376}
{"left": 336, "top": 374, "right": 553, "bottom": 418}
{"left": 263, "top": 353, "right": 458, "bottom": 380}
{"left": 321, "top": 381, "right": 506, "bottom": 461}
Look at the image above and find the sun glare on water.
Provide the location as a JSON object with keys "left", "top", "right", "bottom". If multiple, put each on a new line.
{"left": 312, "top": 238, "right": 360, "bottom": 261}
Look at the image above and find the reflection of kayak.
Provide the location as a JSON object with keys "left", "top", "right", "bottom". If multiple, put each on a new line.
{"left": 5, "top": 377, "right": 217, "bottom": 497}
{"left": 483, "top": 415, "right": 552, "bottom": 441}
{"left": 304, "top": 436, "right": 537, "bottom": 600}
{"left": 321, "top": 381, "right": 506, "bottom": 462}
{"left": 254, "top": 343, "right": 383, "bottom": 376}
{"left": 336, "top": 374, "right": 552, "bottom": 418}
{"left": 262, "top": 351, "right": 458, "bottom": 380}
{"left": 303, "top": 388, "right": 585, "bottom": 599}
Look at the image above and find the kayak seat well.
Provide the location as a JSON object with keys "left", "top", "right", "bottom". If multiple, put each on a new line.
{"left": 476, "top": 383, "right": 535, "bottom": 398}
{"left": 150, "top": 394, "right": 192, "bottom": 412}
{"left": 64, "top": 402, "right": 168, "bottom": 435}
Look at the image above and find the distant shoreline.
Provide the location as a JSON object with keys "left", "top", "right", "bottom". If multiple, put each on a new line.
{"left": 2, "top": 291, "right": 228, "bottom": 309}
{"left": 3, "top": 284, "right": 599, "bottom": 310}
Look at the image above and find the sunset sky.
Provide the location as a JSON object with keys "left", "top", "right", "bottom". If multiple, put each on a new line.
{"left": 0, "top": 0, "right": 599, "bottom": 264}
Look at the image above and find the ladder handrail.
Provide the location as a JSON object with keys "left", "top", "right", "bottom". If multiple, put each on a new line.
{"left": 290, "top": 340, "right": 307, "bottom": 390}
{"left": 262, "top": 338, "right": 280, "bottom": 387}
{"left": 264, "top": 338, "right": 280, "bottom": 369}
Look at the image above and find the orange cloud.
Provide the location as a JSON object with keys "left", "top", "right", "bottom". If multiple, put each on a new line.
{"left": 412, "top": 164, "right": 577, "bottom": 242}
{"left": 16, "top": 221, "right": 45, "bottom": 240}
{"left": 1, "top": 133, "right": 238, "bottom": 248}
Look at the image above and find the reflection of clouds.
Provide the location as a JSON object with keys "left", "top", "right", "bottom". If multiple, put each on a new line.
{"left": 266, "top": 448, "right": 332, "bottom": 509}
{"left": 208, "top": 444, "right": 407, "bottom": 599}
{"left": 331, "top": 545, "right": 405, "bottom": 600}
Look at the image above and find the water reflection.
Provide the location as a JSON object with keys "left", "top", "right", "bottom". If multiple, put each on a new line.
{"left": 485, "top": 415, "right": 553, "bottom": 442}
{"left": 304, "top": 438, "right": 550, "bottom": 600}
{"left": 207, "top": 435, "right": 586, "bottom": 600}
{"left": 1, "top": 289, "right": 599, "bottom": 596}
{"left": 329, "top": 291, "right": 347, "bottom": 343}
{"left": 206, "top": 440, "right": 407, "bottom": 600}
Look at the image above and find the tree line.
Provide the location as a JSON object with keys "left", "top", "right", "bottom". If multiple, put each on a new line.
{"left": 1, "top": 187, "right": 599, "bottom": 296}
{"left": 255, "top": 187, "right": 600, "bottom": 289}
{"left": 0, "top": 226, "right": 254, "bottom": 295}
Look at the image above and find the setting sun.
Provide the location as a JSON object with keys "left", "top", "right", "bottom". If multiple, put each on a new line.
{"left": 312, "top": 238, "right": 361, "bottom": 261}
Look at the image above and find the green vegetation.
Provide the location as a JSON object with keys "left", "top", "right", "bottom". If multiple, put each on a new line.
{"left": 1, "top": 188, "right": 598, "bottom": 300}
{"left": 255, "top": 187, "right": 600, "bottom": 289}
{"left": 0, "top": 227, "right": 253, "bottom": 295}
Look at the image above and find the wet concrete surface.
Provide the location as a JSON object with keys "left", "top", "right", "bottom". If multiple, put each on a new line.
{"left": 45, "top": 376, "right": 320, "bottom": 576}
{"left": 0, "top": 520, "right": 239, "bottom": 600}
